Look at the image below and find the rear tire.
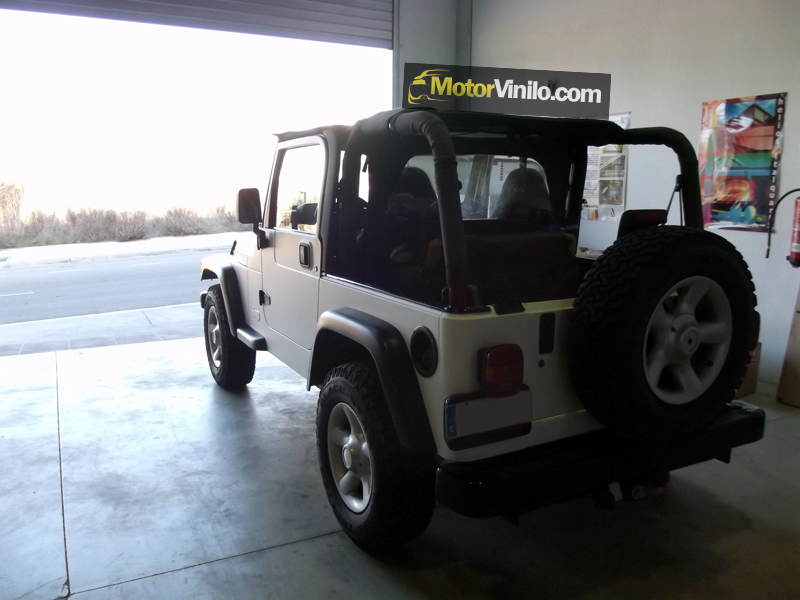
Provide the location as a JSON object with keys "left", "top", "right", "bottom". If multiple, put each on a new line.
{"left": 572, "top": 226, "right": 757, "bottom": 441}
{"left": 204, "top": 284, "right": 256, "bottom": 390}
{"left": 316, "top": 362, "right": 435, "bottom": 551}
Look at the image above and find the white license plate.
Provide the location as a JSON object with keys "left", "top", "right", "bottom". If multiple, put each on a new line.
{"left": 445, "top": 389, "right": 533, "bottom": 440}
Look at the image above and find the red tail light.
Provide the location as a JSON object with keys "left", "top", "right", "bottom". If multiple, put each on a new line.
{"left": 479, "top": 344, "right": 524, "bottom": 397}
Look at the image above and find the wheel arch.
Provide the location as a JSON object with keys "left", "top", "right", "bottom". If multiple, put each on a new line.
{"left": 310, "top": 308, "right": 436, "bottom": 454}
{"left": 200, "top": 254, "right": 246, "bottom": 338}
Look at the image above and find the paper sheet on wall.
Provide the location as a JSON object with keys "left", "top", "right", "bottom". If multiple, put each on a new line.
{"left": 583, "top": 113, "right": 630, "bottom": 217}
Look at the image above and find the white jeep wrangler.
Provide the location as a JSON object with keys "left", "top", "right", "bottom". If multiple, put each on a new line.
{"left": 200, "top": 108, "right": 764, "bottom": 550}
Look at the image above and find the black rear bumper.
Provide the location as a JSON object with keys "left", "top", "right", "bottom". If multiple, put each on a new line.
{"left": 435, "top": 401, "right": 765, "bottom": 518}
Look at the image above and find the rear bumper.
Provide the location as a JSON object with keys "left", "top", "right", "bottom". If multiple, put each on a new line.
{"left": 435, "top": 401, "right": 765, "bottom": 518}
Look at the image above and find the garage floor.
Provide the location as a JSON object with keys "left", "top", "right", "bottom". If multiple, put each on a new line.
{"left": 2, "top": 338, "right": 800, "bottom": 600}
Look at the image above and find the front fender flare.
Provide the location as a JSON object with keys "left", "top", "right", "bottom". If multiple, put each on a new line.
{"left": 200, "top": 255, "right": 266, "bottom": 351}
{"left": 201, "top": 255, "right": 244, "bottom": 337}
{"left": 309, "top": 308, "right": 436, "bottom": 455}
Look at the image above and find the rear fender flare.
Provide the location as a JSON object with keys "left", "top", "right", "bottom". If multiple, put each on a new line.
{"left": 309, "top": 308, "right": 436, "bottom": 454}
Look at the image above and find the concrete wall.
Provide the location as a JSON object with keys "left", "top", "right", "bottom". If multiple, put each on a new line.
{"left": 472, "top": 0, "right": 800, "bottom": 389}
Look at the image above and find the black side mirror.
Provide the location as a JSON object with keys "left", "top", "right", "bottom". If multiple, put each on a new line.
{"left": 290, "top": 203, "right": 318, "bottom": 229}
{"left": 237, "top": 188, "right": 268, "bottom": 248}
{"left": 237, "top": 188, "right": 262, "bottom": 224}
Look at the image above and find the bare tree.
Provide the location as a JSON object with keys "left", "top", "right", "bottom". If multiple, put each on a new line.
{"left": 0, "top": 182, "right": 23, "bottom": 228}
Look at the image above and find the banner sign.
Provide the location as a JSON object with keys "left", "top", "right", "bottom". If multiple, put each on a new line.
{"left": 699, "top": 92, "right": 787, "bottom": 232}
{"left": 402, "top": 63, "right": 611, "bottom": 119}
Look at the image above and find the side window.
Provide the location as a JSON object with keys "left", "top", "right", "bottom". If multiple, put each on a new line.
{"left": 274, "top": 143, "right": 325, "bottom": 234}
{"left": 338, "top": 153, "right": 370, "bottom": 201}
{"left": 358, "top": 155, "right": 370, "bottom": 202}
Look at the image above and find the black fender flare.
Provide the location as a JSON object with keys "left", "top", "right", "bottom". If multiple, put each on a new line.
{"left": 201, "top": 255, "right": 244, "bottom": 337}
{"left": 309, "top": 308, "right": 436, "bottom": 455}
{"left": 200, "top": 255, "right": 266, "bottom": 351}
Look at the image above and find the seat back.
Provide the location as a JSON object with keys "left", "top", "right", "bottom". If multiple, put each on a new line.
{"left": 465, "top": 231, "right": 579, "bottom": 305}
{"left": 491, "top": 167, "right": 552, "bottom": 220}
{"left": 617, "top": 209, "right": 667, "bottom": 239}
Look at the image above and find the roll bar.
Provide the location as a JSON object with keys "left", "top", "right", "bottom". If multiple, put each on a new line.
{"left": 341, "top": 109, "right": 704, "bottom": 310}
{"left": 615, "top": 128, "right": 703, "bottom": 229}
{"left": 343, "top": 110, "right": 472, "bottom": 310}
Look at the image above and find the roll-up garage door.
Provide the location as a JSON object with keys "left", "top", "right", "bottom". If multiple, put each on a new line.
{"left": 0, "top": 0, "right": 393, "bottom": 48}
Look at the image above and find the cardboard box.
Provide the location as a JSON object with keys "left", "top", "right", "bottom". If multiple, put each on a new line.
{"left": 735, "top": 342, "right": 761, "bottom": 399}
{"left": 778, "top": 290, "right": 800, "bottom": 408}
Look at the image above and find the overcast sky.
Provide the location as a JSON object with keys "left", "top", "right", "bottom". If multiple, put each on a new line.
{"left": 0, "top": 9, "right": 391, "bottom": 216}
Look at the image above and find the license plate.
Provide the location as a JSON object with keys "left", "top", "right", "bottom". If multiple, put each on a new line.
{"left": 445, "top": 389, "right": 533, "bottom": 440}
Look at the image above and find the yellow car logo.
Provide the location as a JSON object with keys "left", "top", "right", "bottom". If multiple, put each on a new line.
{"left": 407, "top": 69, "right": 450, "bottom": 104}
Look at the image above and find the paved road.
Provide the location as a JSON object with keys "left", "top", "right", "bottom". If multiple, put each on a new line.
{"left": 0, "top": 251, "right": 220, "bottom": 325}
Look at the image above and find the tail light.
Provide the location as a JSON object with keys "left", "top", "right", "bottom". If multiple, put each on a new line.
{"left": 479, "top": 344, "right": 524, "bottom": 397}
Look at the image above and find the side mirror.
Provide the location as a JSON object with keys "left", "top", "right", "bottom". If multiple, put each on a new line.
{"left": 237, "top": 188, "right": 268, "bottom": 249}
{"left": 290, "top": 203, "right": 318, "bottom": 229}
{"left": 237, "top": 188, "right": 262, "bottom": 224}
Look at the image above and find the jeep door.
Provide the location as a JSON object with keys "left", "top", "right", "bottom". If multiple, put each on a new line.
{"left": 261, "top": 136, "right": 326, "bottom": 350}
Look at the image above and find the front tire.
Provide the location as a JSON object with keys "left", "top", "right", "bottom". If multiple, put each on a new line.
{"left": 316, "top": 362, "right": 435, "bottom": 551}
{"left": 204, "top": 284, "right": 256, "bottom": 390}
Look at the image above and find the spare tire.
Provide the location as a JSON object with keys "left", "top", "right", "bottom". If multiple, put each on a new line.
{"left": 571, "top": 226, "right": 758, "bottom": 441}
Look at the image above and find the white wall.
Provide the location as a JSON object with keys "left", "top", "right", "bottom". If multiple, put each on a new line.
{"left": 472, "top": 0, "right": 800, "bottom": 388}
{"left": 392, "top": 0, "right": 458, "bottom": 108}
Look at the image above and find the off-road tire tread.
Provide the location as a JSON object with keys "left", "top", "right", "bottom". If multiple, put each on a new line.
{"left": 317, "top": 362, "right": 435, "bottom": 550}
{"left": 572, "top": 226, "right": 757, "bottom": 440}
{"left": 204, "top": 284, "right": 256, "bottom": 390}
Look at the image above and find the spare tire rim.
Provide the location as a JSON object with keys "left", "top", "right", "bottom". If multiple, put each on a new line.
{"left": 643, "top": 276, "right": 732, "bottom": 405}
{"left": 327, "top": 402, "right": 373, "bottom": 513}
{"left": 207, "top": 304, "right": 222, "bottom": 369}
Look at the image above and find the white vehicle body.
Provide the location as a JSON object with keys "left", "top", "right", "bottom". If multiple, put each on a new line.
{"left": 207, "top": 126, "right": 602, "bottom": 464}
{"left": 200, "top": 110, "right": 765, "bottom": 549}
{"left": 201, "top": 109, "right": 764, "bottom": 547}
{"left": 225, "top": 235, "right": 600, "bottom": 462}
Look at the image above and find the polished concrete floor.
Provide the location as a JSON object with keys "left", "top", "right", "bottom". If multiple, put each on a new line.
{"left": 2, "top": 338, "right": 799, "bottom": 600}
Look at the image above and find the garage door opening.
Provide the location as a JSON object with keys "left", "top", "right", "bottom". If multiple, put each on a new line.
{"left": 0, "top": 8, "right": 390, "bottom": 335}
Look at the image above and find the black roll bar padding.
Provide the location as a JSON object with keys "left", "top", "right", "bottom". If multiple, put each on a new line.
{"left": 343, "top": 109, "right": 472, "bottom": 308}
{"left": 614, "top": 127, "right": 704, "bottom": 229}
{"left": 341, "top": 111, "right": 706, "bottom": 303}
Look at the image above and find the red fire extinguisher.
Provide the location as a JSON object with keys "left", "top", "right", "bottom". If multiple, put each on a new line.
{"left": 791, "top": 197, "right": 800, "bottom": 267}
{"left": 766, "top": 188, "right": 800, "bottom": 266}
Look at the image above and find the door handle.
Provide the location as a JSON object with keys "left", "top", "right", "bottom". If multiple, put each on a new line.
{"left": 299, "top": 241, "right": 312, "bottom": 269}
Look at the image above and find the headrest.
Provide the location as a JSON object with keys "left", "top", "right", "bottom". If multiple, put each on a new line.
{"left": 492, "top": 167, "right": 551, "bottom": 219}
{"left": 389, "top": 166, "right": 438, "bottom": 215}
{"left": 393, "top": 167, "right": 436, "bottom": 199}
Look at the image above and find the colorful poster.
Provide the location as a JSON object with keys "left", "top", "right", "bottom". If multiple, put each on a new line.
{"left": 699, "top": 93, "right": 786, "bottom": 231}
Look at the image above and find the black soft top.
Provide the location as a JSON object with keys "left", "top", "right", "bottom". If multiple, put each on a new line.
{"left": 275, "top": 110, "right": 625, "bottom": 145}
{"left": 275, "top": 124, "right": 351, "bottom": 144}
{"left": 433, "top": 110, "right": 624, "bottom": 142}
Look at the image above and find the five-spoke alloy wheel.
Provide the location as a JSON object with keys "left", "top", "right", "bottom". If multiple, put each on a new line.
{"left": 316, "top": 362, "right": 435, "bottom": 550}
{"left": 327, "top": 402, "right": 373, "bottom": 513}
{"left": 643, "top": 276, "right": 732, "bottom": 405}
{"left": 203, "top": 284, "right": 256, "bottom": 390}
{"left": 207, "top": 303, "right": 223, "bottom": 369}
